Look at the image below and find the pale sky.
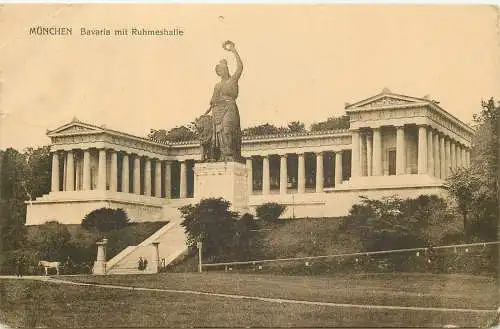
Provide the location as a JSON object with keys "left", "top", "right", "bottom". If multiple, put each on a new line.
{"left": 1, "top": 4, "right": 499, "bottom": 150}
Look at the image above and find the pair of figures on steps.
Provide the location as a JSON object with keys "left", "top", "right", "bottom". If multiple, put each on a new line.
{"left": 138, "top": 256, "right": 148, "bottom": 271}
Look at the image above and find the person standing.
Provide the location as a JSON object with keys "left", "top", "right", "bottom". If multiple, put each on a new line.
{"left": 138, "top": 256, "right": 144, "bottom": 271}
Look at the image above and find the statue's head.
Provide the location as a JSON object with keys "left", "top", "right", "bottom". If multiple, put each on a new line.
{"left": 215, "top": 59, "right": 230, "bottom": 78}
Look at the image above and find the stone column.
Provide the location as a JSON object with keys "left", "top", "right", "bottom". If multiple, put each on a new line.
{"left": 366, "top": 135, "right": 373, "bottom": 176}
{"left": 110, "top": 150, "right": 118, "bottom": 192}
{"left": 246, "top": 158, "right": 253, "bottom": 195}
{"left": 359, "top": 133, "right": 366, "bottom": 176}
{"left": 144, "top": 158, "right": 152, "bottom": 197}
{"left": 427, "top": 129, "right": 434, "bottom": 176}
{"left": 155, "top": 159, "right": 162, "bottom": 197}
{"left": 440, "top": 135, "right": 446, "bottom": 179}
{"left": 82, "top": 149, "right": 91, "bottom": 191}
{"left": 434, "top": 132, "right": 440, "bottom": 178}
{"left": 335, "top": 151, "right": 343, "bottom": 185}
{"left": 179, "top": 161, "right": 187, "bottom": 198}
{"left": 262, "top": 156, "right": 270, "bottom": 195}
{"left": 133, "top": 156, "right": 141, "bottom": 194}
{"left": 66, "top": 150, "right": 75, "bottom": 191}
{"left": 450, "top": 141, "right": 457, "bottom": 172}
{"left": 465, "top": 149, "right": 470, "bottom": 167}
{"left": 98, "top": 149, "right": 107, "bottom": 191}
{"left": 315, "top": 152, "right": 324, "bottom": 192}
{"left": 279, "top": 154, "right": 287, "bottom": 195}
{"left": 164, "top": 161, "right": 172, "bottom": 198}
{"left": 456, "top": 145, "right": 462, "bottom": 168}
{"left": 350, "top": 130, "right": 360, "bottom": 178}
{"left": 297, "top": 153, "right": 305, "bottom": 193}
{"left": 121, "top": 153, "right": 129, "bottom": 193}
{"left": 396, "top": 126, "right": 406, "bottom": 175}
{"left": 461, "top": 146, "right": 467, "bottom": 167}
{"left": 445, "top": 138, "right": 451, "bottom": 178}
{"left": 418, "top": 125, "right": 428, "bottom": 174}
{"left": 372, "top": 128, "right": 382, "bottom": 176}
{"left": 51, "top": 152, "right": 59, "bottom": 192}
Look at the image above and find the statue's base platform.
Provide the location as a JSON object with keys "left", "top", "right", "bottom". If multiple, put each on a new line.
{"left": 194, "top": 161, "right": 249, "bottom": 213}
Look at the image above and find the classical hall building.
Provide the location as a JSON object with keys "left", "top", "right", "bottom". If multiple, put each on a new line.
{"left": 26, "top": 90, "right": 474, "bottom": 226}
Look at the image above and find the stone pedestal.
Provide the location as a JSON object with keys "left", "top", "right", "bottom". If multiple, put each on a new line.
{"left": 194, "top": 161, "right": 249, "bottom": 212}
{"left": 93, "top": 238, "right": 108, "bottom": 275}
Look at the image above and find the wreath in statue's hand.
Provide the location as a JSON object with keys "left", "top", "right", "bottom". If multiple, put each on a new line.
{"left": 223, "top": 40, "right": 235, "bottom": 51}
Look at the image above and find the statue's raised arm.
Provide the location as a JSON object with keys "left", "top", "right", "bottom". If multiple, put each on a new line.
{"left": 223, "top": 40, "right": 243, "bottom": 81}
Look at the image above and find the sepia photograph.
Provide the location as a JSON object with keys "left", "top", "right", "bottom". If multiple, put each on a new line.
{"left": 0, "top": 3, "right": 499, "bottom": 328}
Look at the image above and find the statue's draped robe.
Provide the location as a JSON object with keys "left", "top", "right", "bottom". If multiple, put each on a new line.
{"left": 210, "top": 76, "right": 242, "bottom": 162}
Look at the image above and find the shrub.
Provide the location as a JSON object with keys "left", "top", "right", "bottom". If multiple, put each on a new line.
{"left": 255, "top": 203, "right": 287, "bottom": 222}
{"left": 28, "top": 221, "right": 71, "bottom": 261}
{"left": 180, "top": 198, "right": 239, "bottom": 262}
{"left": 180, "top": 198, "right": 261, "bottom": 262}
{"left": 81, "top": 208, "right": 130, "bottom": 233}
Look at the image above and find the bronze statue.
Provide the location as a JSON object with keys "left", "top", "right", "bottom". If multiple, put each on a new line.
{"left": 198, "top": 40, "right": 243, "bottom": 162}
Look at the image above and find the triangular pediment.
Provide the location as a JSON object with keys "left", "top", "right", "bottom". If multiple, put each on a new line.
{"left": 47, "top": 120, "right": 103, "bottom": 136}
{"left": 346, "top": 90, "right": 430, "bottom": 110}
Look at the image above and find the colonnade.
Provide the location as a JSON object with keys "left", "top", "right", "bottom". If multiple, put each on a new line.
{"left": 351, "top": 125, "right": 470, "bottom": 179}
{"left": 50, "top": 148, "right": 192, "bottom": 199}
{"left": 49, "top": 126, "right": 471, "bottom": 199}
{"left": 246, "top": 151, "right": 345, "bottom": 195}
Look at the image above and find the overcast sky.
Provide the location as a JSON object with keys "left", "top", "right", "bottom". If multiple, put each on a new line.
{"left": 1, "top": 4, "right": 499, "bottom": 150}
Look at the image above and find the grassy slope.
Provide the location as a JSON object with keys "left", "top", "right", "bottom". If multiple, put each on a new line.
{"left": 261, "top": 217, "right": 363, "bottom": 258}
{"left": 172, "top": 213, "right": 468, "bottom": 273}
{"left": 1, "top": 273, "right": 496, "bottom": 328}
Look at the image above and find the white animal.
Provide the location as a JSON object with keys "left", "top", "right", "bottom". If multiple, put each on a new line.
{"left": 38, "top": 261, "right": 61, "bottom": 275}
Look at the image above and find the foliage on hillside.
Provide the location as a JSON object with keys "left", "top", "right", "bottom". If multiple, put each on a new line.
{"left": 342, "top": 195, "right": 455, "bottom": 252}
{"left": 0, "top": 146, "right": 51, "bottom": 255}
{"left": 255, "top": 203, "right": 287, "bottom": 222}
{"left": 82, "top": 208, "right": 130, "bottom": 233}
{"left": 179, "top": 198, "right": 260, "bottom": 262}
{"left": 446, "top": 97, "right": 499, "bottom": 240}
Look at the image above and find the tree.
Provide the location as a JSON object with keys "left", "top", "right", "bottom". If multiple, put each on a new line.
{"left": 81, "top": 208, "right": 130, "bottom": 233}
{"left": 25, "top": 146, "right": 51, "bottom": 200}
{"left": 342, "top": 195, "right": 452, "bottom": 252}
{"left": 446, "top": 98, "right": 499, "bottom": 239}
{"left": 0, "top": 200, "right": 27, "bottom": 251}
{"left": 180, "top": 198, "right": 239, "bottom": 261}
{"left": 310, "top": 115, "right": 350, "bottom": 132}
{"left": 242, "top": 123, "right": 287, "bottom": 137}
{"left": 1, "top": 148, "right": 30, "bottom": 201}
{"left": 29, "top": 221, "right": 71, "bottom": 261}
{"left": 148, "top": 125, "right": 197, "bottom": 143}
{"left": 287, "top": 121, "right": 306, "bottom": 133}
{"left": 255, "top": 203, "right": 287, "bottom": 222}
{"left": 0, "top": 148, "right": 30, "bottom": 252}
{"left": 179, "top": 198, "right": 257, "bottom": 261}
{"left": 445, "top": 167, "right": 484, "bottom": 235}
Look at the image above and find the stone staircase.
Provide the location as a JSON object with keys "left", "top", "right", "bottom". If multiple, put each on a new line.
{"left": 105, "top": 199, "right": 193, "bottom": 275}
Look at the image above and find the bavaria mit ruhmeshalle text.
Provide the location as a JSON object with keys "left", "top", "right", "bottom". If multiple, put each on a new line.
{"left": 80, "top": 27, "right": 184, "bottom": 36}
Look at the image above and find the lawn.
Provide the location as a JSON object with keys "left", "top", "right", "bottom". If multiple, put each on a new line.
{"left": 0, "top": 272, "right": 495, "bottom": 328}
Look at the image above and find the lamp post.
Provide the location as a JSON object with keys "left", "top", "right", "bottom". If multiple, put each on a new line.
{"left": 151, "top": 242, "right": 160, "bottom": 273}
{"left": 197, "top": 241, "right": 203, "bottom": 273}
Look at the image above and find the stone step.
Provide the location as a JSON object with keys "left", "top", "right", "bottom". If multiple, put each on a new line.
{"left": 105, "top": 209, "right": 189, "bottom": 275}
